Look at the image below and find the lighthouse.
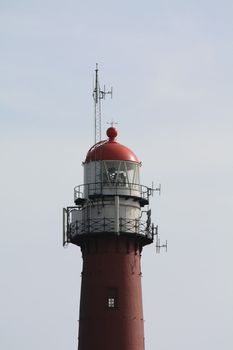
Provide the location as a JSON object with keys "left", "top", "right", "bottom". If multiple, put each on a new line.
{"left": 63, "top": 67, "right": 165, "bottom": 350}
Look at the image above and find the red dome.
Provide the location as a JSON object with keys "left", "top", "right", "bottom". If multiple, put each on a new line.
{"left": 85, "top": 128, "right": 140, "bottom": 163}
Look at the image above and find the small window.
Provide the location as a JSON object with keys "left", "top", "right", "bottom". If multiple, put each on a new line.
{"left": 106, "top": 287, "right": 118, "bottom": 309}
{"left": 108, "top": 297, "right": 115, "bottom": 308}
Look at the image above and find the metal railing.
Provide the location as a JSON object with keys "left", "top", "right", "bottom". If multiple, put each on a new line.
{"left": 74, "top": 182, "right": 152, "bottom": 203}
{"left": 68, "top": 217, "right": 154, "bottom": 241}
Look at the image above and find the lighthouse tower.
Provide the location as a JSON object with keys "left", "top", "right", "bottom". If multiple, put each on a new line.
{"left": 62, "top": 66, "right": 166, "bottom": 350}
{"left": 63, "top": 125, "right": 158, "bottom": 350}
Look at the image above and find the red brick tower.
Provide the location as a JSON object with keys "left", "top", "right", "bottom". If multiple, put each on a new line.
{"left": 63, "top": 126, "right": 156, "bottom": 350}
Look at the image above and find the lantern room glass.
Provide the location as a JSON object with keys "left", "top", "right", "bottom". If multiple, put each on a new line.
{"left": 102, "top": 161, "right": 140, "bottom": 187}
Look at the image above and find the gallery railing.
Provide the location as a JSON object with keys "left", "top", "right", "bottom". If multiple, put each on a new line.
{"left": 68, "top": 217, "right": 154, "bottom": 241}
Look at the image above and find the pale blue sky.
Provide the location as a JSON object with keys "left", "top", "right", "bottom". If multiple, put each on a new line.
{"left": 1, "top": 1, "right": 233, "bottom": 349}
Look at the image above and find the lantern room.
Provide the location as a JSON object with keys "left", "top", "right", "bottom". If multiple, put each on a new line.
{"left": 75, "top": 127, "right": 149, "bottom": 204}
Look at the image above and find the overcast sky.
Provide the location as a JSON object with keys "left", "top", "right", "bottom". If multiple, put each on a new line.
{"left": 1, "top": 1, "right": 233, "bottom": 349}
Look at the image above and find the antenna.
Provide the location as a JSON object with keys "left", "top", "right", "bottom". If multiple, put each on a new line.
{"left": 155, "top": 183, "right": 161, "bottom": 196}
{"left": 150, "top": 182, "right": 161, "bottom": 197}
{"left": 154, "top": 225, "right": 167, "bottom": 254}
{"left": 93, "top": 64, "right": 112, "bottom": 143}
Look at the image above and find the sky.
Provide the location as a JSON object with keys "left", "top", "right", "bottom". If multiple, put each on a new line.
{"left": 1, "top": 1, "right": 233, "bottom": 349}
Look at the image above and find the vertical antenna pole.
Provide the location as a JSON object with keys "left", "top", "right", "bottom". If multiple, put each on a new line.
{"left": 92, "top": 64, "right": 113, "bottom": 144}
{"left": 93, "top": 63, "right": 101, "bottom": 143}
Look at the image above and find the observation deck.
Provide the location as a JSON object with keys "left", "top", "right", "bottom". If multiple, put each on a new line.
{"left": 63, "top": 213, "right": 155, "bottom": 247}
{"left": 74, "top": 182, "right": 152, "bottom": 207}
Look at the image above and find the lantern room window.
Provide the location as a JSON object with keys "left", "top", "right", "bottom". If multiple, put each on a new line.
{"left": 102, "top": 161, "right": 140, "bottom": 186}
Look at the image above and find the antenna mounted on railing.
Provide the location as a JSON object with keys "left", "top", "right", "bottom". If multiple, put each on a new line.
{"left": 151, "top": 182, "right": 161, "bottom": 196}
{"left": 153, "top": 225, "right": 168, "bottom": 253}
{"left": 93, "top": 64, "right": 113, "bottom": 143}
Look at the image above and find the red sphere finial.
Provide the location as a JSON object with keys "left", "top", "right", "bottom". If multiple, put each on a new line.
{"left": 107, "top": 127, "right": 118, "bottom": 141}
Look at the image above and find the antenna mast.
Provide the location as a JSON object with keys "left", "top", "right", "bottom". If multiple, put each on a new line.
{"left": 93, "top": 64, "right": 112, "bottom": 143}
